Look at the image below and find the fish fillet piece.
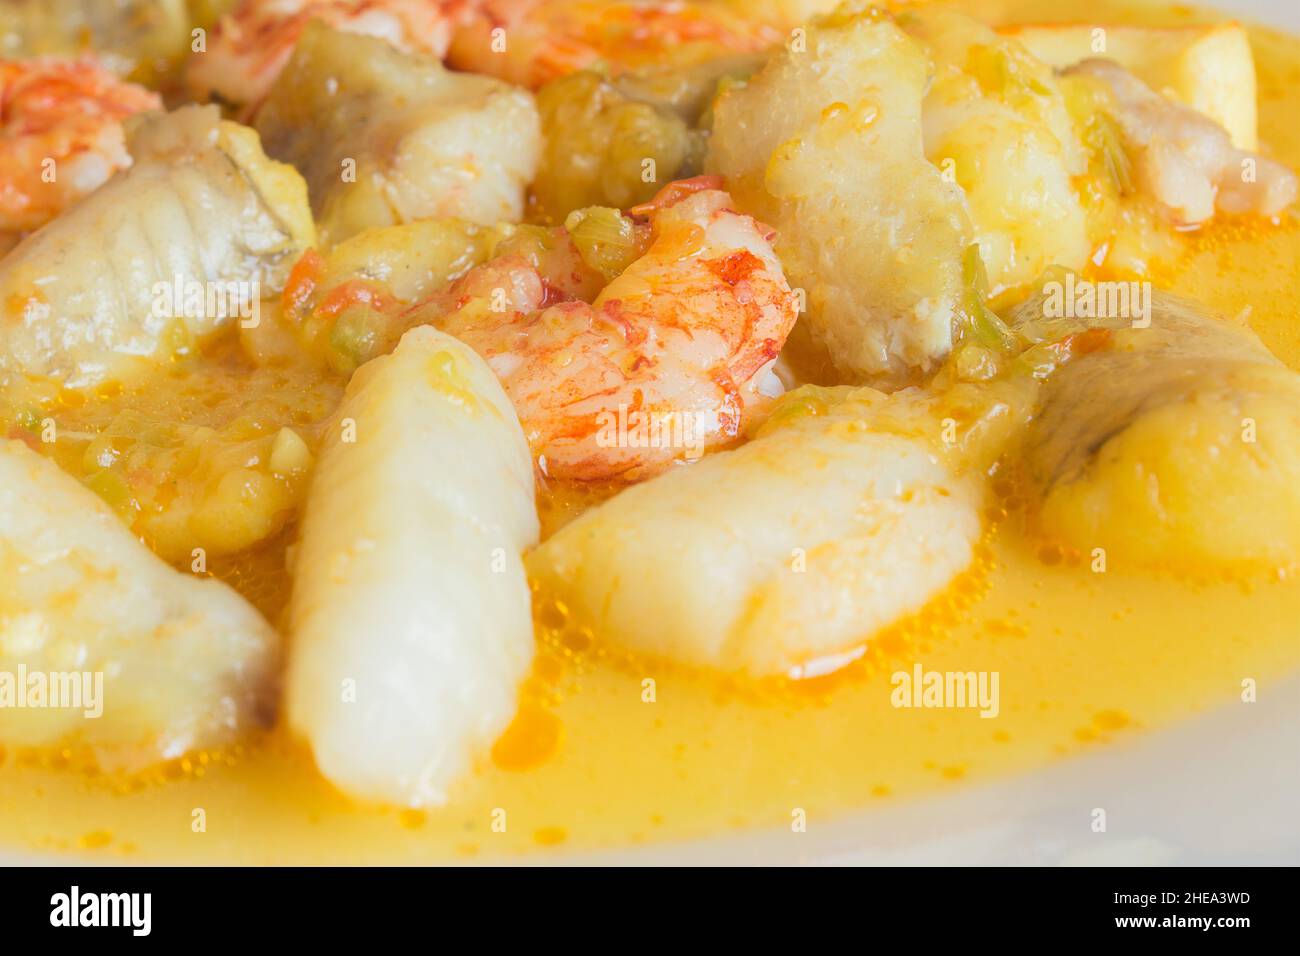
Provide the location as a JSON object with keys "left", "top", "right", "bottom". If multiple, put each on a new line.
{"left": 1000, "top": 22, "right": 1258, "bottom": 149}
{"left": 1011, "top": 284, "right": 1300, "bottom": 570}
{"left": 287, "top": 326, "right": 538, "bottom": 806}
{"left": 0, "top": 105, "right": 314, "bottom": 387}
{"left": 255, "top": 22, "right": 539, "bottom": 246}
{"left": 528, "top": 388, "right": 995, "bottom": 677}
{"left": 1065, "top": 59, "right": 1296, "bottom": 225}
{"left": 706, "top": 6, "right": 972, "bottom": 386}
{"left": 0, "top": 440, "right": 278, "bottom": 768}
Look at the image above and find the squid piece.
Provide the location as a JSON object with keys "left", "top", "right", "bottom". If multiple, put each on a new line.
{"left": 528, "top": 383, "right": 1028, "bottom": 677}
{"left": 0, "top": 105, "right": 314, "bottom": 387}
{"left": 706, "top": 6, "right": 973, "bottom": 386}
{"left": 255, "top": 22, "right": 540, "bottom": 246}
{"left": 1010, "top": 284, "right": 1300, "bottom": 570}
{"left": 1065, "top": 59, "right": 1297, "bottom": 225}
{"left": 0, "top": 440, "right": 278, "bottom": 768}
{"left": 287, "top": 326, "right": 539, "bottom": 807}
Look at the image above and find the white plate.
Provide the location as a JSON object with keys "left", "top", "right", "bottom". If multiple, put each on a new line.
{"left": 1213, "top": 0, "right": 1299, "bottom": 31}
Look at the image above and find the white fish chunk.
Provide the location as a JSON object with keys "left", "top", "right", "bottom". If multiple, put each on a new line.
{"left": 706, "top": 7, "right": 972, "bottom": 386}
{"left": 0, "top": 440, "right": 278, "bottom": 768}
{"left": 1066, "top": 59, "right": 1297, "bottom": 225}
{"left": 287, "top": 326, "right": 538, "bottom": 807}
{"left": 529, "top": 389, "right": 994, "bottom": 677}
{"left": 1000, "top": 21, "right": 1258, "bottom": 150}
{"left": 0, "top": 104, "right": 315, "bottom": 387}
{"left": 255, "top": 22, "right": 540, "bottom": 246}
{"left": 1011, "top": 285, "right": 1300, "bottom": 570}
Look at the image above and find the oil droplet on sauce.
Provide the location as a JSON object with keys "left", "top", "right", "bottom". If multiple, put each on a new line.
{"left": 1093, "top": 709, "right": 1132, "bottom": 731}
{"left": 78, "top": 830, "right": 113, "bottom": 850}
{"left": 533, "top": 826, "right": 567, "bottom": 847}
{"left": 491, "top": 703, "right": 562, "bottom": 772}
{"left": 398, "top": 809, "right": 427, "bottom": 830}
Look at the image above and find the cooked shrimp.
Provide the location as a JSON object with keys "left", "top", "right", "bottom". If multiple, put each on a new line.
{"left": 448, "top": 0, "right": 780, "bottom": 90}
{"left": 187, "top": 0, "right": 474, "bottom": 112}
{"left": 1066, "top": 58, "right": 1298, "bottom": 225}
{"left": 0, "top": 57, "right": 160, "bottom": 241}
{"left": 407, "top": 176, "right": 798, "bottom": 482}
